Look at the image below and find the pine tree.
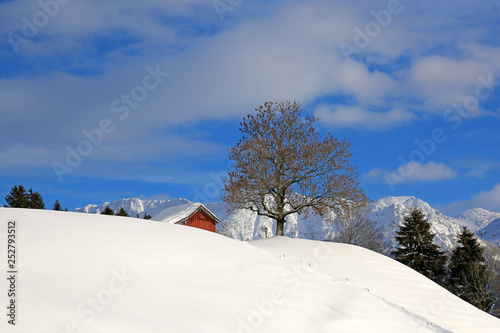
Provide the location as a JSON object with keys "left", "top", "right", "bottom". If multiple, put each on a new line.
{"left": 5, "top": 185, "right": 30, "bottom": 208}
{"left": 448, "top": 226, "right": 492, "bottom": 311}
{"left": 53, "top": 200, "right": 62, "bottom": 211}
{"left": 143, "top": 214, "right": 152, "bottom": 220}
{"left": 115, "top": 207, "right": 129, "bottom": 217}
{"left": 101, "top": 206, "right": 115, "bottom": 215}
{"left": 392, "top": 208, "right": 446, "bottom": 283}
{"left": 28, "top": 189, "right": 45, "bottom": 209}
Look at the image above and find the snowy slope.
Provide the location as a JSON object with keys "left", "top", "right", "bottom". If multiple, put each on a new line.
{"left": 75, "top": 197, "right": 190, "bottom": 218}
{"left": 0, "top": 208, "right": 498, "bottom": 333}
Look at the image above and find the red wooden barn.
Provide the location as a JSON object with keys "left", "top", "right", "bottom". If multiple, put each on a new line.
{"left": 151, "top": 202, "right": 220, "bottom": 232}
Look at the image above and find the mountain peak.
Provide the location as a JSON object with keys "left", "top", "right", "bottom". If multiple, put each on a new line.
{"left": 75, "top": 197, "right": 191, "bottom": 218}
{"left": 456, "top": 207, "right": 500, "bottom": 231}
{"left": 458, "top": 207, "right": 496, "bottom": 218}
{"left": 372, "top": 196, "right": 433, "bottom": 212}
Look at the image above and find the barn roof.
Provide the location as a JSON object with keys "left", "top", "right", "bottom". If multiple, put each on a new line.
{"left": 151, "top": 202, "right": 221, "bottom": 224}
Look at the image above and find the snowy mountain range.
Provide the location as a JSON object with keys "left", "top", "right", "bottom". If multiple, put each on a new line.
{"left": 75, "top": 196, "right": 500, "bottom": 250}
{"left": 456, "top": 208, "right": 500, "bottom": 243}
{"left": 75, "top": 197, "right": 191, "bottom": 218}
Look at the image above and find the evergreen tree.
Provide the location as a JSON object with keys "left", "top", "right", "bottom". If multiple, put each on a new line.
{"left": 53, "top": 200, "right": 62, "bottom": 211}
{"left": 101, "top": 206, "right": 115, "bottom": 215}
{"left": 28, "top": 189, "right": 45, "bottom": 209}
{"left": 115, "top": 207, "right": 129, "bottom": 217}
{"left": 143, "top": 214, "right": 152, "bottom": 220}
{"left": 392, "top": 208, "right": 446, "bottom": 283}
{"left": 5, "top": 185, "right": 45, "bottom": 209}
{"left": 448, "top": 227, "right": 492, "bottom": 311}
{"left": 5, "top": 185, "right": 30, "bottom": 208}
{"left": 64, "top": 207, "right": 69, "bottom": 212}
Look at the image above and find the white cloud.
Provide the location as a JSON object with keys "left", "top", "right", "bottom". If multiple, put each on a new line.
{"left": 362, "top": 168, "right": 386, "bottom": 183}
{"left": 337, "top": 61, "right": 397, "bottom": 101}
{"left": 0, "top": 1, "right": 401, "bottom": 147}
{"left": 315, "top": 105, "right": 416, "bottom": 130}
{"left": 365, "top": 161, "right": 457, "bottom": 184}
{"left": 404, "top": 162, "right": 458, "bottom": 182}
{"left": 443, "top": 183, "right": 500, "bottom": 215}
{"left": 470, "top": 183, "right": 500, "bottom": 209}
{"left": 408, "top": 44, "right": 500, "bottom": 111}
{"left": 462, "top": 161, "right": 500, "bottom": 179}
{"left": 1, "top": 0, "right": 500, "bottom": 172}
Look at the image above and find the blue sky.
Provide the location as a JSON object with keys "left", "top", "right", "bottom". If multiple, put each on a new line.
{"left": 1, "top": 0, "right": 499, "bottom": 216}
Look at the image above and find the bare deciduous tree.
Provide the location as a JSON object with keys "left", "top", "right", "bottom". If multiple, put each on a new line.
{"left": 331, "top": 210, "right": 389, "bottom": 254}
{"left": 462, "top": 261, "right": 494, "bottom": 313}
{"left": 483, "top": 243, "right": 500, "bottom": 317}
{"left": 222, "top": 101, "right": 368, "bottom": 236}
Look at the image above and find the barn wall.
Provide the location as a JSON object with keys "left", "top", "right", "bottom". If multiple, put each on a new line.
{"left": 186, "top": 210, "right": 216, "bottom": 232}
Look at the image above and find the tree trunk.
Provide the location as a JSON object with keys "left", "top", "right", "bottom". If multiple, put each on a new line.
{"left": 276, "top": 218, "right": 285, "bottom": 236}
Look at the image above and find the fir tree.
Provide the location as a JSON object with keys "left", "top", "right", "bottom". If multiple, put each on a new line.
{"left": 448, "top": 227, "right": 492, "bottom": 311}
{"left": 101, "top": 206, "right": 115, "bottom": 215}
{"left": 5, "top": 185, "right": 45, "bottom": 209}
{"left": 28, "top": 189, "right": 45, "bottom": 209}
{"left": 392, "top": 208, "right": 446, "bottom": 283}
{"left": 53, "top": 200, "right": 62, "bottom": 211}
{"left": 5, "top": 185, "right": 30, "bottom": 208}
{"left": 115, "top": 207, "right": 129, "bottom": 217}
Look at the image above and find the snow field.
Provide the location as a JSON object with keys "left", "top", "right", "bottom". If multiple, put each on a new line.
{"left": 0, "top": 208, "right": 498, "bottom": 333}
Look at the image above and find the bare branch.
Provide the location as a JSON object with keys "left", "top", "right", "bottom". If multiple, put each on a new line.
{"left": 222, "top": 100, "right": 369, "bottom": 236}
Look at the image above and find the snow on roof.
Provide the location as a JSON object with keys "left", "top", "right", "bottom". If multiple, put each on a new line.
{"left": 151, "top": 202, "right": 221, "bottom": 224}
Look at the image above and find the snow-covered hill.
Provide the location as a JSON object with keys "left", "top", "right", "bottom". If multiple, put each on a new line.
{"left": 75, "top": 197, "right": 190, "bottom": 218}
{"left": 0, "top": 208, "right": 498, "bottom": 332}
{"left": 76, "top": 196, "right": 500, "bottom": 251}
